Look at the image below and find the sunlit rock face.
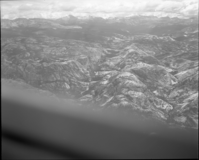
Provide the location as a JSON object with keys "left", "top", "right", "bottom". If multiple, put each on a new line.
{"left": 1, "top": 15, "right": 198, "bottom": 128}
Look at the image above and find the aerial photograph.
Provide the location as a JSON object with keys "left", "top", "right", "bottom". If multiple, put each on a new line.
{"left": 1, "top": 0, "right": 198, "bottom": 159}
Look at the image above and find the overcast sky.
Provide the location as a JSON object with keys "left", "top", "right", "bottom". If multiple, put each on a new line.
{"left": 1, "top": 0, "right": 198, "bottom": 19}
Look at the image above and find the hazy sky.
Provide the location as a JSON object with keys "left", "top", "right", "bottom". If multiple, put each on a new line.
{"left": 1, "top": 0, "right": 198, "bottom": 19}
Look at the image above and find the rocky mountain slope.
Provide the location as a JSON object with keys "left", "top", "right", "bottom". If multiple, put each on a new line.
{"left": 1, "top": 16, "right": 198, "bottom": 129}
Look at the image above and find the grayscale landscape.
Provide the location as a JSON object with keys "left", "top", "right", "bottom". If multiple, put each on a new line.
{"left": 2, "top": 0, "right": 198, "bottom": 129}
{"left": 1, "top": 1, "right": 198, "bottom": 158}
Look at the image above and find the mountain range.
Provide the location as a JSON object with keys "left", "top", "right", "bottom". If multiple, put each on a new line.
{"left": 1, "top": 15, "right": 198, "bottom": 129}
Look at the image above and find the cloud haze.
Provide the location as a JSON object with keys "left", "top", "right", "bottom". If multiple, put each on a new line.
{"left": 1, "top": 0, "right": 198, "bottom": 19}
